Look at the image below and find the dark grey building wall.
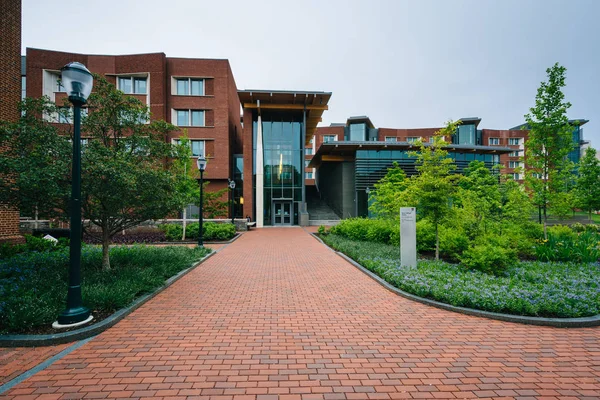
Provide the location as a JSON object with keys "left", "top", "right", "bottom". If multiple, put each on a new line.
{"left": 317, "top": 161, "right": 356, "bottom": 218}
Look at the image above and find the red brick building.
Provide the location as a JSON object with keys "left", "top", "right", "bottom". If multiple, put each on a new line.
{"left": 24, "top": 48, "right": 242, "bottom": 218}
{"left": 0, "top": 0, "right": 24, "bottom": 243}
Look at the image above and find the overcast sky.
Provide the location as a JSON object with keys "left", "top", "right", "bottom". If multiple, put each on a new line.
{"left": 23, "top": 0, "right": 600, "bottom": 146}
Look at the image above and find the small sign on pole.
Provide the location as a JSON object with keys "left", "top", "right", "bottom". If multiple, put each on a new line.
{"left": 400, "top": 207, "right": 417, "bottom": 267}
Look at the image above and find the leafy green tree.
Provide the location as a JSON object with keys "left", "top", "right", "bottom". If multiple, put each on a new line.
{"left": 369, "top": 162, "right": 409, "bottom": 218}
{"left": 573, "top": 147, "right": 600, "bottom": 220}
{"left": 0, "top": 76, "right": 186, "bottom": 270}
{"left": 458, "top": 160, "right": 501, "bottom": 234}
{"left": 409, "top": 120, "right": 460, "bottom": 260}
{"left": 172, "top": 134, "right": 198, "bottom": 239}
{"left": 0, "top": 98, "right": 71, "bottom": 218}
{"left": 523, "top": 63, "right": 574, "bottom": 237}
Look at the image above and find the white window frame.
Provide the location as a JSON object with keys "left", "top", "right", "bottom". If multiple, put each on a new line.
{"left": 173, "top": 109, "right": 206, "bottom": 127}
{"left": 406, "top": 137, "right": 419, "bottom": 143}
{"left": 511, "top": 173, "right": 520, "bottom": 180}
{"left": 384, "top": 136, "right": 397, "bottom": 142}
{"left": 509, "top": 138, "right": 521, "bottom": 146}
{"left": 509, "top": 150, "right": 520, "bottom": 157}
{"left": 489, "top": 137, "right": 500, "bottom": 145}
{"left": 305, "top": 171, "right": 314, "bottom": 179}
{"left": 117, "top": 76, "right": 148, "bottom": 95}
{"left": 174, "top": 77, "right": 205, "bottom": 96}
{"left": 508, "top": 161, "right": 520, "bottom": 168}
{"left": 173, "top": 138, "right": 206, "bottom": 158}
{"left": 305, "top": 147, "right": 313, "bottom": 156}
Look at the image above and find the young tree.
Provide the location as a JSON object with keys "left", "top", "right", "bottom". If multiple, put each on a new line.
{"left": 369, "top": 162, "right": 409, "bottom": 218}
{"left": 574, "top": 147, "right": 600, "bottom": 220}
{"left": 523, "top": 62, "right": 574, "bottom": 238}
{"left": 458, "top": 160, "right": 501, "bottom": 234}
{"left": 172, "top": 134, "right": 198, "bottom": 240}
{"left": 410, "top": 120, "right": 460, "bottom": 260}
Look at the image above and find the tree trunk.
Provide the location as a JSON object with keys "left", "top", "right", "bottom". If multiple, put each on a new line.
{"left": 435, "top": 223, "right": 439, "bottom": 261}
{"left": 182, "top": 208, "right": 187, "bottom": 240}
{"left": 102, "top": 229, "right": 111, "bottom": 271}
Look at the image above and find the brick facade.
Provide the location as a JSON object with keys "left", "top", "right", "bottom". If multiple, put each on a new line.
{"left": 25, "top": 49, "right": 243, "bottom": 219}
{"left": 0, "top": 0, "right": 23, "bottom": 243}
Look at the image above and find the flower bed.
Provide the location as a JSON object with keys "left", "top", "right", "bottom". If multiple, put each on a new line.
{"left": 321, "top": 234, "right": 600, "bottom": 318}
{"left": 0, "top": 245, "right": 210, "bottom": 334}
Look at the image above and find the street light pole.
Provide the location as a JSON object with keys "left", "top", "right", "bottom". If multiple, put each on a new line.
{"left": 54, "top": 62, "right": 94, "bottom": 328}
{"left": 229, "top": 179, "right": 236, "bottom": 224}
{"left": 197, "top": 157, "right": 207, "bottom": 247}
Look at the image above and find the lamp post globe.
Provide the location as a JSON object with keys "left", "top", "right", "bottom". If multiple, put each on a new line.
{"left": 54, "top": 62, "right": 94, "bottom": 328}
{"left": 197, "top": 157, "right": 207, "bottom": 247}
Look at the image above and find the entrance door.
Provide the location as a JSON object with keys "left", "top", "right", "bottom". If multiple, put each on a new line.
{"left": 273, "top": 201, "right": 292, "bottom": 226}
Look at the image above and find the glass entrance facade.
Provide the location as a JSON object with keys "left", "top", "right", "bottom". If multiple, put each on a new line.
{"left": 253, "top": 111, "right": 304, "bottom": 226}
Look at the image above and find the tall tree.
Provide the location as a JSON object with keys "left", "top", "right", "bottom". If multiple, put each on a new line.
{"left": 410, "top": 120, "right": 460, "bottom": 260}
{"left": 0, "top": 76, "right": 187, "bottom": 270}
{"left": 574, "top": 147, "right": 600, "bottom": 220}
{"left": 523, "top": 62, "right": 574, "bottom": 237}
{"left": 458, "top": 160, "right": 501, "bottom": 234}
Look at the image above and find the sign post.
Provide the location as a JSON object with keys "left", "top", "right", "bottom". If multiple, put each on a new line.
{"left": 400, "top": 207, "right": 417, "bottom": 267}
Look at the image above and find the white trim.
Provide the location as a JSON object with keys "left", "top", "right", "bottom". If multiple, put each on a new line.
{"left": 172, "top": 109, "right": 206, "bottom": 127}
{"left": 171, "top": 77, "right": 206, "bottom": 96}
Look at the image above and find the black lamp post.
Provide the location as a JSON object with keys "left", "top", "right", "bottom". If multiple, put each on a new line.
{"left": 197, "top": 156, "right": 207, "bottom": 247}
{"left": 229, "top": 179, "right": 236, "bottom": 224}
{"left": 55, "top": 62, "right": 94, "bottom": 327}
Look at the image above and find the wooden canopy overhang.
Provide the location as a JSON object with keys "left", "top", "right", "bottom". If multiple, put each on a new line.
{"left": 239, "top": 89, "right": 332, "bottom": 145}
{"left": 308, "top": 141, "right": 514, "bottom": 168}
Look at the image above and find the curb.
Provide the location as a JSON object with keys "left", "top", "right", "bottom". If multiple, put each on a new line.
{"left": 0, "top": 251, "right": 217, "bottom": 347}
{"left": 312, "top": 233, "right": 600, "bottom": 328}
{"left": 85, "top": 233, "right": 243, "bottom": 247}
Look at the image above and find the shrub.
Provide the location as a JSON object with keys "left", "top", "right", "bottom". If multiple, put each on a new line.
{"left": 159, "top": 224, "right": 184, "bottom": 241}
{"left": 439, "top": 227, "right": 470, "bottom": 262}
{"left": 547, "top": 225, "right": 576, "bottom": 241}
{"left": 317, "top": 225, "right": 327, "bottom": 235}
{"left": 536, "top": 230, "right": 600, "bottom": 263}
{"left": 416, "top": 219, "right": 436, "bottom": 252}
{"left": 205, "top": 223, "right": 236, "bottom": 240}
{"left": 330, "top": 218, "right": 397, "bottom": 245}
{"left": 460, "top": 244, "right": 517, "bottom": 274}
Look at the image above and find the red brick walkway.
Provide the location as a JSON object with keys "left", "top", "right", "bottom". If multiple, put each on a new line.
{"left": 3, "top": 228, "right": 600, "bottom": 399}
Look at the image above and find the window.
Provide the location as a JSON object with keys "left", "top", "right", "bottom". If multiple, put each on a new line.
{"left": 175, "top": 110, "right": 205, "bottom": 127}
{"left": 305, "top": 160, "right": 310, "bottom": 168}
{"left": 509, "top": 151, "right": 520, "bottom": 157}
{"left": 175, "top": 78, "right": 204, "bottom": 96}
{"left": 349, "top": 123, "right": 366, "bottom": 141}
{"left": 57, "top": 107, "right": 88, "bottom": 123}
{"left": 509, "top": 138, "right": 521, "bottom": 146}
{"left": 429, "top": 137, "right": 435, "bottom": 143}
{"left": 385, "top": 137, "right": 397, "bottom": 142}
{"left": 174, "top": 139, "right": 205, "bottom": 157}
{"left": 508, "top": 161, "right": 520, "bottom": 168}
{"left": 305, "top": 147, "right": 313, "bottom": 156}
{"left": 323, "top": 135, "right": 337, "bottom": 143}
{"left": 511, "top": 173, "right": 520, "bottom": 180}
{"left": 305, "top": 172, "right": 314, "bottom": 179}
{"left": 118, "top": 76, "right": 147, "bottom": 94}
{"left": 489, "top": 138, "right": 500, "bottom": 145}
{"left": 406, "top": 137, "right": 419, "bottom": 143}
{"left": 457, "top": 124, "right": 476, "bottom": 145}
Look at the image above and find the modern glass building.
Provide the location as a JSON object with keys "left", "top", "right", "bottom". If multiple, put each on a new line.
{"left": 239, "top": 90, "right": 332, "bottom": 227}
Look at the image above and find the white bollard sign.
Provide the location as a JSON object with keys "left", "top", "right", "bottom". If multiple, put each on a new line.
{"left": 400, "top": 207, "right": 417, "bottom": 267}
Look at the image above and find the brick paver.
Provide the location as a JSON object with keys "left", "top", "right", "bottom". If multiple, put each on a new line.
{"left": 0, "top": 344, "right": 72, "bottom": 385}
{"left": 2, "top": 228, "right": 599, "bottom": 399}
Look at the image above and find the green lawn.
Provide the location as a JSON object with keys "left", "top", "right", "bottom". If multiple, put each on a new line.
{"left": 321, "top": 234, "right": 600, "bottom": 318}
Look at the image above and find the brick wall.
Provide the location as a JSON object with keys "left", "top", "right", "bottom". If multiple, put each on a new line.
{"left": 0, "top": 0, "right": 24, "bottom": 243}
